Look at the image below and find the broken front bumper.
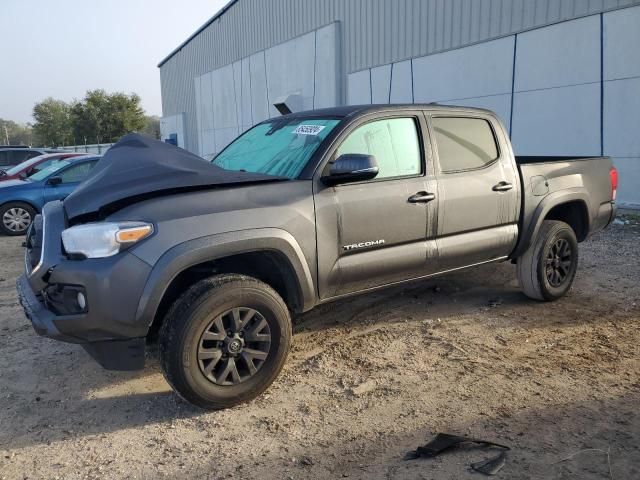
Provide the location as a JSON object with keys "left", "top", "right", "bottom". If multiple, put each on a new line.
{"left": 16, "top": 201, "right": 151, "bottom": 371}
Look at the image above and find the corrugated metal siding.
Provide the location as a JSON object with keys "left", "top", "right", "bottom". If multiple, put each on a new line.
{"left": 160, "top": 0, "right": 640, "bottom": 152}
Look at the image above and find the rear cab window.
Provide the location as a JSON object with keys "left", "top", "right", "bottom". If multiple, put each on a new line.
{"left": 431, "top": 116, "right": 499, "bottom": 173}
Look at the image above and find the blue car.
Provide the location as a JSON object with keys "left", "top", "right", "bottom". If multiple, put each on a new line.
{"left": 0, "top": 155, "right": 100, "bottom": 235}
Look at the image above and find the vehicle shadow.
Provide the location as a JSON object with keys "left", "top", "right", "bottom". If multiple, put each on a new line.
{"left": 292, "top": 260, "right": 628, "bottom": 335}
{"left": 0, "top": 348, "right": 202, "bottom": 450}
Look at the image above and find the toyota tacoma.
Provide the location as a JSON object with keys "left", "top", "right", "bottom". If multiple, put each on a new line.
{"left": 17, "top": 105, "right": 617, "bottom": 409}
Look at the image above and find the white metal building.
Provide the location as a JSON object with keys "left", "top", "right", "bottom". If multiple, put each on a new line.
{"left": 159, "top": 0, "right": 640, "bottom": 207}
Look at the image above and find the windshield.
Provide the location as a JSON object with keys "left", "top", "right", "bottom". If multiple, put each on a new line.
{"left": 29, "top": 159, "right": 72, "bottom": 181}
{"left": 212, "top": 118, "right": 340, "bottom": 179}
{"left": 4, "top": 156, "right": 44, "bottom": 176}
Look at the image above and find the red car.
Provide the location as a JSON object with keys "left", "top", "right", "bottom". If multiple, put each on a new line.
{"left": 0, "top": 152, "right": 87, "bottom": 182}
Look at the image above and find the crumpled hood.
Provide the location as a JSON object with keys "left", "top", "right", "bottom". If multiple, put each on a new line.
{"left": 63, "top": 133, "right": 287, "bottom": 220}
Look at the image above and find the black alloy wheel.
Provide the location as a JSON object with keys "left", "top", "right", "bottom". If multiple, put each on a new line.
{"left": 517, "top": 220, "right": 579, "bottom": 301}
{"left": 197, "top": 307, "right": 272, "bottom": 385}
{"left": 545, "top": 238, "right": 573, "bottom": 287}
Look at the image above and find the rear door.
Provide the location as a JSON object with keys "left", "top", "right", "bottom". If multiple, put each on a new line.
{"left": 428, "top": 113, "right": 519, "bottom": 270}
{"left": 314, "top": 112, "right": 439, "bottom": 298}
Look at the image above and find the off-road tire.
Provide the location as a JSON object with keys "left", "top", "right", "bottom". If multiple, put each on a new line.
{"left": 159, "top": 274, "right": 291, "bottom": 410}
{"left": 517, "top": 220, "right": 579, "bottom": 301}
{"left": 0, "top": 202, "right": 36, "bottom": 236}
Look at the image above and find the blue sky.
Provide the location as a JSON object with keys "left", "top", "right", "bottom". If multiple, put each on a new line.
{"left": 0, "top": 0, "right": 227, "bottom": 123}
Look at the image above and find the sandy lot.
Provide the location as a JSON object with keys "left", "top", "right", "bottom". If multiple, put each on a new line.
{"left": 0, "top": 220, "right": 638, "bottom": 479}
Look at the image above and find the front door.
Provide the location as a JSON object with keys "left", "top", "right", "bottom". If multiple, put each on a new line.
{"left": 315, "top": 114, "right": 439, "bottom": 298}
{"left": 429, "top": 114, "right": 520, "bottom": 270}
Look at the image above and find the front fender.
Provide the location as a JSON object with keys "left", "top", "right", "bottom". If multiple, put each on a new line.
{"left": 512, "top": 188, "right": 590, "bottom": 258}
{"left": 133, "top": 228, "right": 316, "bottom": 327}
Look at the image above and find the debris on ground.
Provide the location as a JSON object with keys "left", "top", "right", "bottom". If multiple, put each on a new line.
{"left": 470, "top": 451, "right": 508, "bottom": 475}
{"left": 405, "top": 433, "right": 510, "bottom": 476}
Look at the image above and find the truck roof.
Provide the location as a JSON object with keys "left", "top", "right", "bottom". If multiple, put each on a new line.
{"left": 282, "top": 103, "right": 495, "bottom": 120}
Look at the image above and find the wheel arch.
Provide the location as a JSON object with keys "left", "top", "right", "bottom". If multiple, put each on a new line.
{"left": 512, "top": 189, "right": 591, "bottom": 259}
{"left": 0, "top": 198, "right": 40, "bottom": 213}
{"left": 544, "top": 200, "right": 589, "bottom": 241}
{"left": 135, "top": 229, "right": 316, "bottom": 340}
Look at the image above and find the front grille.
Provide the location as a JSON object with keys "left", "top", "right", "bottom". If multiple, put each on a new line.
{"left": 25, "top": 214, "right": 43, "bottom": 271}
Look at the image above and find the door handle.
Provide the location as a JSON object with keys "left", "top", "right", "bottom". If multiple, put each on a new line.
{"left": 408, "top": 192, "right": 436, "bottom": 203}
{"left": 492, "top": 182, "right": 513, "bottom": 192}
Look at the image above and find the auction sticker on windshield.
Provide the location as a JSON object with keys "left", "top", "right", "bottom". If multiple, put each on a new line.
{"left": 293, "top": 125, "right": 326, "bottom": 136}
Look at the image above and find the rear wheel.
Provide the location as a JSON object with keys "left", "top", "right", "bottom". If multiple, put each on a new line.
{"left": 0, "top": 202, "right": 36, "bottom": 236}
{"left": 159, "top": 274, "right": 292, "bottom": 409}
{"left": 517, "top": 220, "right": 579, "bottom": 301}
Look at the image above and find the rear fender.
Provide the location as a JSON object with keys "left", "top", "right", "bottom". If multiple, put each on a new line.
{"left": 512, "top": 188, "right": 590, "bottom": 258}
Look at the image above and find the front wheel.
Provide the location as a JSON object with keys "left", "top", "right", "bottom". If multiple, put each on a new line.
{"left": 159, "top": 274, "right": 292, "bottom": 409}
{"left": 0, "top": 202, "right": 36, "bottom": 236}
{"left": 517, "top": 220, "right": 579, "bottom": 301}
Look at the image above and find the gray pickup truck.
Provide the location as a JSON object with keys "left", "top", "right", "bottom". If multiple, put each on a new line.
{"left": 17, "top": 105, "right": 617, "bottom": 409}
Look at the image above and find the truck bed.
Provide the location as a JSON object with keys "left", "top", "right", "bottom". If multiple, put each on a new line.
{"left": 513, "top": 155, "right": 615, "bottom": 257}
{"left": 516, "top": 155, "right": 607, "bottom": 165}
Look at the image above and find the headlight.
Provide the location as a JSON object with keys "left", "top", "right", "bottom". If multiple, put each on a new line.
{"left": 61, "top": 222, "right": 153, "bottom": 259}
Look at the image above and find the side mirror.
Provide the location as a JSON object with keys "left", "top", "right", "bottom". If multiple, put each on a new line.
{"left": 47, "top": 176, "right": 62, "bottom": 186}
{"left": 321, "top": 154, "right": 379, "bottom": 186}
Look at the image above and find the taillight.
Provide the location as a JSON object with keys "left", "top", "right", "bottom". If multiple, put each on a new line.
{"left": 609, "top": 167, "right": 618, "bottom": 200}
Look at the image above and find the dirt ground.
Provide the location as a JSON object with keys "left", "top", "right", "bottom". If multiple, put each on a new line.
{"left": 0, "top": 220, "right": 638, "bottom": 480}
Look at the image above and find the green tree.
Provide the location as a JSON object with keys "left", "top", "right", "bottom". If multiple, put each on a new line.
{"left": 70, "top": 90, "right": 146, "bottom": 144}
{"left": 32, "top": 98, "right": 72, "bottom": 147}
{"left": 70, "top": 90, "right": 108, "bottom": 145}
{"left": 104, "top": 92, "right": 146, "bottom": 141}
{"left": 0, "top": 119, "right": 33, "bottom": 145}
{"left": 142, "top": 115, "right": 161, "bottom": 139}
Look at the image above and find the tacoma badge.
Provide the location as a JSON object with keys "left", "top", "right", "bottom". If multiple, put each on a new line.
{"left": 343, "top": 239, "right": 385, "bottom": 251}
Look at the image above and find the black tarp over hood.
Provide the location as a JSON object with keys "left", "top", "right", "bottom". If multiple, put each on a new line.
{"left": 63, "top": 134, "right": 286, "bottom": 220}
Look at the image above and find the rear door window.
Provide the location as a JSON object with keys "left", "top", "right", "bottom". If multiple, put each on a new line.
{"left": 432, "top": 117, "right": 499, "bottom": 173}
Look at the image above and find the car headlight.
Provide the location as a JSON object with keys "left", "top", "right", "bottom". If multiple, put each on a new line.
{"left": 61, "top": 222, "right": 154, "bottom": 259}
